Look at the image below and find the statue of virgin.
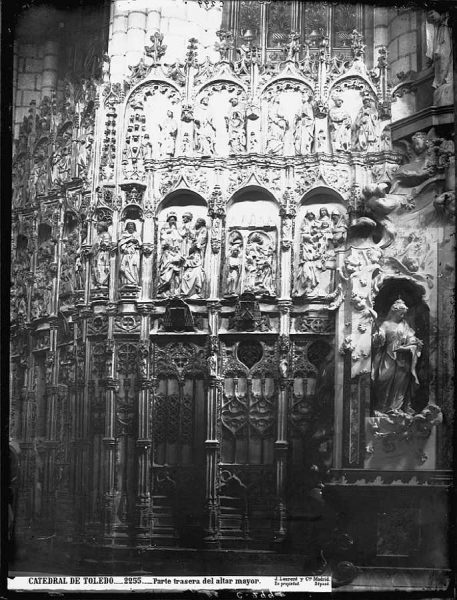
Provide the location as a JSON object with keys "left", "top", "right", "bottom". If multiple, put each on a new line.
{"left": 371, "top": 299, "right": 423, "bottom": 413}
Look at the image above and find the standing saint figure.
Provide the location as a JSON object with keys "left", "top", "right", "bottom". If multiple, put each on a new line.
{"left": 194, "top": 96, "right": 216, "bottom": 156}
{"left": 371, "top": 299, "right": 423, "bottom": 413}
{"left": 293, "top": 211, "right": 319, "bottom": 296}
{"left": 118, "top": 222, "right": 141, "bottom": 286}
{"left": 158, "top": 242, "right": 185, "bottom": 297}
{"left": 352, "top": 96, "right": 378, "bottom": 152}
{"left": 226, "top": 97, "right": 246, "bottom": 155}
{"left": 294, "top": 95, "right": 315, "bottom": 155}
{"left": 160, "top": 211, "right": 182, "bottom": 250}
{"left": 266, "top": 99, "right": 288, "bottom": 155}
{"left": 180, "top": 218, "right": 208, "bottom": 298}
{"left": 226, "top": 245, "right": 242, "bottom": 295}
{"left": 328, "top": 94, "right": 352, "bottom": 152}
{"left": 179, "top": 212, "right": 195, "bottom": 257}
{"left": 91, "top": 221, "right": 111, "bottom": 287}
{"left": 160, "top": 110, "right": 178, "bottom": 158}
{"left": 426, "top": 10, "right": 453, "bottom": 104}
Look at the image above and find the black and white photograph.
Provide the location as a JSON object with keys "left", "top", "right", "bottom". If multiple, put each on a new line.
{"left": 4, "top": 0, "right": 456, "bottom": 595}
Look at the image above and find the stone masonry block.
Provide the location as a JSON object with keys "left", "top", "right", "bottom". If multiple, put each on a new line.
{"left": 112, "top": 14, "right": 128, "bottom": 34}
{"left": 398, "top": 32, "right": 417, "bottom": 57}
{"left": 22, "top": 90, "right": 41, "bottom": 107}
{"left": 390, "top": 55, "right": 411, "bottom": 78}
{"left": 24, "top": 57, "right": 43, "bottom": 74}
{"left": 17, "top": 73, "right": 37, "bottom": 91}
{"left": 127, "top": 10, "right": 147, "bottom": 30}
{"left": 390, "top": 13, "right": 414, "bottom": 40}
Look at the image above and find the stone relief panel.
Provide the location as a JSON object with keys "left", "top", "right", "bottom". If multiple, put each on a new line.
{"left": 157, "top": 199, "right": 209, "bottom": 298}
{"left": 122, "top": 82, "right": 182, "bottom": 179}
{"left": 328, "top": 81, "right": 381, "bottom": 153}
{"left": 261, "top": 79, "right": 314, "bottom": 156}
{"left": 193, "top": 81, "right": 247, "bottom": 157}
{"left": 224, "top": 194, "right": 279, "bottom": 298}
{"left": 293, "top": 201, "right": 347, "bottom": 299}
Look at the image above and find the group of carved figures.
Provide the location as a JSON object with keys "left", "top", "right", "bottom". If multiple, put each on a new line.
{"left": 91, "top": 220, "right": 142, "bottom": 289}
{"left": 226, "top": 230, "right": 276, "bottom": 297}
{"left": 122, "top": 90, "right": 384, "bottom": 165}
{"left": 294, "top": 208, "right": 347, "bottom": 297}
{"left": 158, "top": 212, "right": 208, "bottom": 298}
{"left": 266, "top": 91, "right": 383, "bottom": 155}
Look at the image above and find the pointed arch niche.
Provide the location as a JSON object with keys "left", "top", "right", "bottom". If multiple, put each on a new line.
{"left": 293, "top": 186, "right": 347, "bottom": 299}
{"left": 156, "top": 191, "right": 209, "bottom": 299}
{"left": 225, "top": 187, "right": 279, "bottom": 298}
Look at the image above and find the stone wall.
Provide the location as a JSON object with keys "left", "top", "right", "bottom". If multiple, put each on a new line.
{"left": 108, "top": 0, "right": 223, "bottom": 82}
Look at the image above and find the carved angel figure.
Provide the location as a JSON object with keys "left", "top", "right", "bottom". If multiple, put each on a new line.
{"left": 371, "top": 299, "right": 423, "bottom": 413}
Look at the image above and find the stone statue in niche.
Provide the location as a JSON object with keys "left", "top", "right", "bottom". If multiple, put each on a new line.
{"left": 194, "top": 96, "right": 216, "bottom": 156}
{"left": 181, "top": 218, "right": 208, "bottom": 298}
{"left": 244, "top": 232, "right": 275, "bottom": 296}
{"left": 352, "top": 95, "right": 378, "bottom": 152}
{"left": 426, "top": 10, "right": 453, "bottom": 106}
{"left": 328, "top": 94, "right": 352, "bottom": 153}
{"left": 294, "top": 211, "right": 320, "bottom": 296}
{"left": 141, "top": 133, "right": 153, "bottom": 160}
{"left": 159, "top": 212, "right": 185, "bottom": 296}
{"left": 118, "top": 221, "right": 142, "bottom": 287}
{"left": 91, "top": 221, "right": 111, "bottom": 287}
{"left": 226, "top": 232, "right": 243, "bottom": 296}
{"left": 371, "top": 299, "right": 423, "bottom": 413}
{"left": 160, "top": 110, "right": 178, "bottom": 158}
{"left": 226, "top": 97, "right": 246, "bottom": 155}
{"left": 266, "top": 98, "right": 288, "bottom": 155}
{"left": 294, "top": 95, "right": 315, "bottom": 155}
